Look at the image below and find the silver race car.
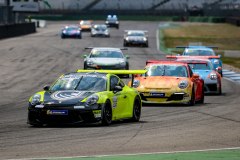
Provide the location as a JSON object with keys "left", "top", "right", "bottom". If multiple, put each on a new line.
{"left": 83, "top": 47, "right": 130, "bottom": 77}
{"left": 123, "top": 30, "right": 148, "bottom": 47}
{"left": 91, "top": 24, "right": 110, "bottom": 37}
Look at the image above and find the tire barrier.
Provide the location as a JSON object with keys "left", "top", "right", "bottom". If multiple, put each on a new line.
{"left": 0, "top": 22, "right": 36, "bottom": 40}
{"left": 226, "top": 17, "right": 240, "bottom": 27}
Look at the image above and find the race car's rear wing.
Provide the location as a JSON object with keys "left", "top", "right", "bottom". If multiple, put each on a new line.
{"left": 124, "top": 30, "right": 148, "bottom": 32}
{"left": 146, "top": 60, "right": 207, "bottom": 66}
{"left": 85, "top": 47, "right": 128, "bottom": 50}
{"left": 76, "top": 70, "right": 147, "bottom": 87}
{"left": 176, "top": 46, "right": 218, "bottom": 49}
{"left": 166, "top": 55, "right": 220, "bottom": 59}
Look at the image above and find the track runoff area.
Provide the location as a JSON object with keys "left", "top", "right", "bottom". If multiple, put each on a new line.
{"left": 1, "top": 21, "right": 240, "bottom": 160}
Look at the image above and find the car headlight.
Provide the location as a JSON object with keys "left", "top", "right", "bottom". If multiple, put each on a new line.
{"left": 210, "top": 73, "right": 217, "bottom": 80}
{"left": 214, "top": 60, "right": 219, "bottom": 65}
{"left": 31, "top": 94, "right": 41, "bottom": 105}
{"left": 133, "top": 79, "right": 140, "bottom": 88}
{"left": 105, "top": 29, "right": 108, "bottom": 33}
{"left": 116, "top": 21, "right": 119, "bottom": 24}
{"left": 178, "top": 80, "right": 188, "bottom": 89}
{"left": 77, "top": 30, "right": 80, "bottom": 33}
{"left": 126, "top": 37, "right": 129, "bottom": 41}
{"left": 63, "top": 30, "right": 66, "bottom": 34}
{"left": 106, "top": 21, "right": 109, "bottom": 24}
{"left": 86, "top": 95, "right": 99, "bottom": 105}
{"left": 143, "top": 37, "right": 147, "bottom": 41}
{"left": 87, "top": 60, "right": 94, "bottom": 66}
{"left": 120, "top": 61, "right": 126, "bottom": 66}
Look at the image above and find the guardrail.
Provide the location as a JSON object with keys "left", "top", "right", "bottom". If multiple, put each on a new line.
{"left": 0, "top": 22, "right": 36, "bottom": 40}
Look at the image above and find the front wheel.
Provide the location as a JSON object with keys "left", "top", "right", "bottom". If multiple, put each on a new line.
{"left": 101, "top": 100, "right": 112, "bottom": 126}
{"left": 78, "top": 34, "right": 82, "bottom": 39}
{"left": 189, "top": 87, "right": 195, "bottom": 106}
{"left": 199, "top": 83, "right": 204, "bottom": 103}
{"left": 218, "top": 84, "right": 222, "bottom": 95}
{"left": 132, "top": 96, "right": 141, "bottom": 122}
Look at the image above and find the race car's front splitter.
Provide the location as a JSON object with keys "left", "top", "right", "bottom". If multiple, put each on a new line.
{"left": 204, "top": 78, "right": 220, "bottom": 94}
{"left": 27, "top": 103, "right": 105, "bottom": 125}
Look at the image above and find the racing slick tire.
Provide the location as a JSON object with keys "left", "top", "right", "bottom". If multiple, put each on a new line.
{"left": 30, "top": 124, "right": 43, "bottom": 127}
{"left": 145, "top": 42, "right": 149, "bottom": 47}
{"left": 131, "top": 96, "right": 141, "bottom": 122}
{"left": 61, "top": 35, "right": 65, "bottom": 39}
{"left": 125, "top": 63, "right": 129, "bottom": 78}
{"left": 218, "top": 85, "right": 222, "bottom": 95}
{"left": 124, "top": 41, "right": 128, "bottom": 47}
{"left": 199, "top": 83, "right": 204, "bottom": 103}
{"left": 84, "top": 62, "right": 87, "bottom": 69}
{"left": 116, "top": 25, "right": 119, "bottom": 29}
{"left": 101, "top": 100, "right": 112, "bottom": 126}
{"left": 91, "top": 34, "right": 94, "bottom": 37}
{"left": 189, "top": 86, "right": 195, "bottom": 106}
{"left": 221, "top": 72, "right": 223, "bottom": 77}
{"left": 78, "top": 35, "right": 82, "bottom": 39}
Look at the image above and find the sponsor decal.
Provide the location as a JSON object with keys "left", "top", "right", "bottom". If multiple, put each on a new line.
{"left": 74, "top": 106, "right": 85, "bottom": 109}
{"left": 51, "top": 91, "right": 84, "bottom": 101}
{"left": 35, "top": 105, "right": 44, "bottom": 108}
{"left": 47, "top": 110, "right": 68, "bottom": 115}
{"left": 112, "top": 96, "right": 118, "bottom": 108}
{"left": 150, "top": 93, "right": 165, "bottom": 96}
{"left": 93, "top": 110, "right": 101, "bottom": 118}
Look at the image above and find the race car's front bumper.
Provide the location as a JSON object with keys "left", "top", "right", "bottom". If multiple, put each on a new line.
{"left": 27, "top": 103, "right": 104, "bottom": 125}
{"left": 204, "top": 78, "right": 220, "bottom": 94}
{"left": 106, "top": 23, "right": 118, "bottom": 28}
{"left": 91, "top": 32, "right": 109, "bottom": 37}
{"left": 62, "top": 33, "right": 81, "bottom": 37}
{"left": 139, "top": 89, "right": 191, "bottom": 104}
{"left": 125, "top": 40, "right": 148, "bottom": 46}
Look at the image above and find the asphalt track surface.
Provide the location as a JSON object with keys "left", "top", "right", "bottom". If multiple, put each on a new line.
{"left": 0, "top": 21, "right": 240, "bottom": 159}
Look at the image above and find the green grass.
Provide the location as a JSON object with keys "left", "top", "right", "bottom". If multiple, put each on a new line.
{"left": 162, "top": 24, "right": 240, "bottom": 68}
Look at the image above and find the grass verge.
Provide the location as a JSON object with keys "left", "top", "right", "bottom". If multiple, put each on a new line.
{"left": 162, "top": 24, "right": 240, "bottom": 68}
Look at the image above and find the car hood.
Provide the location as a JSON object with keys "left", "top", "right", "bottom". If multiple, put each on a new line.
{"left": 43, "top": 90, "right": 96, "bottom": 105}
{"left": 137, "top": 76, "right": 189, "bottom": 89}
{"left": 192, "top": 70, "right": 214, "bottom": 79}
{"left": 89, "top": 58, "right": 124, "bottom": 65}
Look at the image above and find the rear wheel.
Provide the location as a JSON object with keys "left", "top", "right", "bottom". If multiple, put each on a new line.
{"left": 132, "top": 96, "right": 141, "bottom": 122}
{"left": 101, "top": 100, "right": 112, "bottom": 126}
{"left": 189, "top": 87, "right": 195, "bottom": 106}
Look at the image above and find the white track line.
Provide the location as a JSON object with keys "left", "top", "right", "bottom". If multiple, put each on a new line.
{"left": 8, "top": 147, "right": 240, "bottom": 160}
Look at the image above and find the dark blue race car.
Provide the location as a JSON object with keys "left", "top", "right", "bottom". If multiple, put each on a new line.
{"left": 61, "top": 25, "right": 82, "bottom": 39}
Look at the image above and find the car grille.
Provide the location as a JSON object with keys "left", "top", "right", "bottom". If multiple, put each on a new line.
{"left": 204, "top": 84, "right": 217, "bottom": 91}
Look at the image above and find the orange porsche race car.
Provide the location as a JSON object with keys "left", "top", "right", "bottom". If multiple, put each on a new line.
{"left": 128, "top": 60, "right": 205, "bottom": 105}
{"left": 79, "top": 20, "right": 93, "bottom": 31}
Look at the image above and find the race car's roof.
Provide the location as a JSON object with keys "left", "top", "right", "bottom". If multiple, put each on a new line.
{"left": 63, "top": 25, "right": 80, "bottom": 28}
{"left": 76, "top": 70, "right": 147, "bottom": 75}
{"left": 125, "top": 30, "right": 148, "bottom": 33}
{"left": 166, "top": 55, "right": 220, "bottom": 59}
{"left": 85, "top": 47, "right": 127, "bottom": 51}
{"left": 176, "top": 46, "right": 217, "bottom": 50}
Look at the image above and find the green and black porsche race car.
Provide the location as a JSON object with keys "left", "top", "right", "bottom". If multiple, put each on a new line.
{"left": 27, "top": 70, "right": 146, "bottom": 126}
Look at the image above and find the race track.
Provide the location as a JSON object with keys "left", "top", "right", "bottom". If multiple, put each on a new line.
{"left": 0, "top": 21, "right": 240, "bottom": 159}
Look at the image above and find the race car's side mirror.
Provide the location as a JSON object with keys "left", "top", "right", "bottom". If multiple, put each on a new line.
{"left": 126, "top": 55, "right": 130, "bottom": 59}
{"left": 217, "top": 67, "right": 222, "bottom": 71}
{"left": 43, "top": 85, "right": 50, "bottom": 91}
{"left": 192, "top": 73, "right": 200, "bottom": 79}
{"left": 83, "top": 55, "right": 87, "bottom": 58}
{"left": 113, "top": 86, "right": 123, "bottom": 93}
{"left": 218, "top": 55, "right": 222, "bottom": 58}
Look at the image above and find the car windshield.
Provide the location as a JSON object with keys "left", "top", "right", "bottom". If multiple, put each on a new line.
{"left": 90, "top": 50, "right": 123, "bottom": 58}
{"left": 93, "top": 25, "right": 107, "bottom": 29}
{"left": 82, "top": 22, "right": 91, "bottom": 25}
{"left": 127, "top": 32, "right": 145, "bottom": 37}
{"left": 178, "top": 60, "right": 214, "bottom": 70}
{"left": 143, "top": 64, "right": 188, "bottom": 77}
{"left": 65, "top": 26, "right": 79, "bottom": 30}
{"left": 184, "top": 49, "right": 215, "bottom": 56}
{"left": 107, "top": 18, "right": 117, "bottom": 21}
{"left": 51, "top": 75, "right": 107, "bottom": 91}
